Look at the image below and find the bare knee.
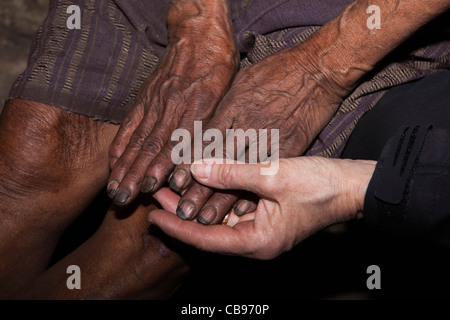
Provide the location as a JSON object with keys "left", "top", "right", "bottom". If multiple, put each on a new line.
{"left": 0, "top": 99, "right": 118, "bottom": 297}
{"left": 0, "top": 99, "right": 117, "bottom": 199}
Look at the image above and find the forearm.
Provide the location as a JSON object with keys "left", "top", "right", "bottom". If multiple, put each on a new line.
{"left": 167, "top": 0, "right": 237, "bottom": 59}
{"left": 335, "top": 159, "right": 376, "bottom": 222}
{"left": 296, "top": 0, "right": 450, "bottom": 95}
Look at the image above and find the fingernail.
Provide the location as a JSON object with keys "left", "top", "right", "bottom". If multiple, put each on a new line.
{"left": 114, "top": 191, "right": 130, "bottom": 204}
{"left": 141, "top": 176, "right": 157, "bottom": 193}
{"left": 190, "top": 160, "right": 212, "bottom": 181}
{"left": 234, "top": 200, "right": 251, "bottom": 216}
{"left": 169, "top": 169, "right": 191, "bottom": 192}
{"left": 107, "top": 180, "right": 119, "bottom": 197}
{"left": 176, "top": 200, "right": 196, "bottom": 220}
{"left": 197, "top": 206, "right": 217, "bottom": 225}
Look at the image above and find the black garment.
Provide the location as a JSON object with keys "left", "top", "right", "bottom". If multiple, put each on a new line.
{"left": 342, "top": 70, "right": 450, "bottom": 247}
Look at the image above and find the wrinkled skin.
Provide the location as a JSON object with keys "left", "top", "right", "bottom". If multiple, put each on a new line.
{"left": 150, "top": 157, "right": 376, "bottom": 260}
{"left": 107, "top": 1, "right": 238, "bottom": 206}
{"left": 168, "top": 45, "right": 346, "bottom": 225}
{"left": 109, "top": 0, "right": 450, "bottom": 224}
{"left": 106, "top": 1, "right": 349, "bottom": 224}
{"left": 0, "top": 99, "right": 190, "bottom": 299}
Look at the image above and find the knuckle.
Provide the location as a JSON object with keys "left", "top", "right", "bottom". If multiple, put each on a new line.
{"left": 0, "top": 100, "right": 102, "bottom": 195}
{"left": 146, "top": 162, "right": 173, "bottom": 178}
{"left": 143, "top": 135, "right": 165, "bottom": 155}
{"left": 216, "top": 164, "right": 237, "bottom": 187}
{"left": 215, "top": 192, "right": 236, "bottom": 204}
{"left": 128, "top": 131, "right": 148, "bottom": 149}
{"left": 109, "top": 140, "right": 123, "bottom": 158}
{"left": 122, "top": 116, "right": 138, "bottom": 130}
{"left": 123, "top": 168, "right": 145, "bottom": 185}
{"left": 156, "top": 144, "right": 177, "bottom": 165}
{"left": 186, "top": 184, "right": 213, "bottom": 202}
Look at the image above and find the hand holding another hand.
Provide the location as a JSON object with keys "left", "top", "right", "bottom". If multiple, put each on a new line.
{"left": 167, "top": 42, "right": 350, "bottom": 225}
{"left": 150, "top": 157, "right": 376, "bottom": 260}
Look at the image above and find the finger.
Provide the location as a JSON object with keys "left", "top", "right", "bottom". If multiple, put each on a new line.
{"left": 233, "top": 192, "right": 259, "bottom": 216}
{"left": 149, "top": 209, "right": 251, "bottom": 255}
{"left": 168, "top": 165, "right": 193, "bottom": 194}
{"left": 168, "top": 111, "right": 233, "bottom": 192}
{"left": 175, "top": 181, "right": 213, "bottom": 221}
{"left": 227, "top": 211, "right": 256, "bottom": 227}
{"left": 141, "top": 117, "right": 202, "bottom": 194}
{"left": 190, "top": 159, "right": 275, "bottom": 197}
{"left": 228, "top": 137, "right": 259, "bottom": 217}
{"left": 108, "top": 103, "right": 145, "bottom": 169}
{"left": 112, "top": 116, "right": 177, "bottom": 205}
{"left": 196, "top": 190, "right": 240, "bottom": 225}
{"left": 169, "top": 112, "right": 234, "bottom": 219}
{"left": 153, "top": 187, "right": 180, "bottom": 213}
{"left": 107, "top": 115, "right": 157, "bottom": 198}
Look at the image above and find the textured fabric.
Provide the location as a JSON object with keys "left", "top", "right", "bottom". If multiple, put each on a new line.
{"left": 8, "top": 0, "right": 163, "bottom": 123}
{"left": 236, "top": 14, "right": 450, "bottom": 157}
{"left": 342, "top": 71, "right": 450, "bottom": 247}
{"left": 8, "top": 0, "right": 450, "bottom": 156}
{"left": 230, "top": 0, "right": 354, "bottom": 52}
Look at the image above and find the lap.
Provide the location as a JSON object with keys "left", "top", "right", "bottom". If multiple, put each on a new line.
{"left": 342, "top": 70, "right": 450, "bottom": 161}
{"left": 8, "top": 0, "right": 161, "bottom": 124}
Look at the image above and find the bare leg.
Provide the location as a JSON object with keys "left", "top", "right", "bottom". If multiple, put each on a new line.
{"left": 15, "top": 198, "right": 190, "bottom": 300}
{"left": 0, "top": 98, "right": 192, "bottom": 299}
{"left": 0, "top": 99, "right": 118, "bottom": 298}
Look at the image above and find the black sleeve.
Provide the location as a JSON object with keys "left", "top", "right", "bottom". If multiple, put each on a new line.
{"left": 363, "top": 124, "right": 450, "bottom": 247}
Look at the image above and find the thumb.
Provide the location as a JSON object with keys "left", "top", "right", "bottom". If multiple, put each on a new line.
{"left": 190, "top": 159, "right": 274, "bottom": 196}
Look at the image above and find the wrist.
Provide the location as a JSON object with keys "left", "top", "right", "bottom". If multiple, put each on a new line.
{"left": 293, "top": 0, "right": 450, "bottom": 96}
{"left": 335, "top": 159, "right": 376, "bottom": 221}
{"left": 291, "top": 23, "right": 371, "bottom": 100}
{"left": 167, "top": 1, "right": 238, "bottom": 68}
{"left": 168, "top": 1, "right": 233, "bottom": 41}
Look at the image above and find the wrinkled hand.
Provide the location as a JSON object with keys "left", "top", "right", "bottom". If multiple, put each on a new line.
{"left": 167, "top": 44, "right": 348, "bottom": 225}
{"left": 107, "top": 11, "right": 238, "bottom": 205}
{"left": 150, "top": 157, "right": 376, "bottom": 260}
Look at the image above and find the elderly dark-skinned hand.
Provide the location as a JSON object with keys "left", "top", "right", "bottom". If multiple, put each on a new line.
{"left": 162, "top": 0, "right": 450, "bottom": 225}
{"left": 109, "top": 0, "right": 450, "bottom": 224}
{"left": 166, "top": 42, "right": 347, "bottom": 225}
{"left": 107, "top": 0, "right": 238, "bottom": 205}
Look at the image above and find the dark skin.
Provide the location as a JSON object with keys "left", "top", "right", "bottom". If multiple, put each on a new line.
{"left": 0, "top": 99, "right": 190, "bottom": 299}
{"left": 15, "top": 194, "right": 190, "bottom": 300}
{"left": 107, "top": 0, "right": 238, "bottom": 205}
{"left": 150, "top": 0, "right": 450, "bottom": 256}
{"left": 0, "top": 0, "right": 233, "bottom": 298}
{"left": 1, "top": 0, "right": 448, "bottom": 299}
{"left": 167, "top": 45, "right": 346, "bottom": 223}
{"left": 109, "top": 0, "right": 450, "bottom": 225}
{"left": 107, "top": 0, "right": 349, "bottom": 223}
